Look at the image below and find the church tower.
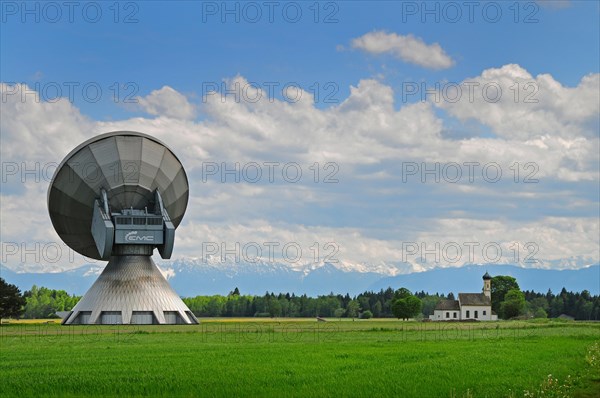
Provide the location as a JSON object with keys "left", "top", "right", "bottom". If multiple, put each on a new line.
{"left": 482, "top": 271, "right": 492, "bottom": 299}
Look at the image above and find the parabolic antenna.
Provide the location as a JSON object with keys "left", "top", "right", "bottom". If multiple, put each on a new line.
{"left": 48, "top": 131, "right": 198, "bottom": 325}
{"left": 48, "top": 131, "right": 188, "bottom": 260}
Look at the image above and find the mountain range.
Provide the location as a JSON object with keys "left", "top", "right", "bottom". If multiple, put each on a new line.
{"left": 1, "top": 260, "right": 598, "bottom": 297}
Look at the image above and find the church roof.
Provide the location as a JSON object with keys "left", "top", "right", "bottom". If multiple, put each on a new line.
{"left": 482, "top": 271, "right": 492, "bottom": 280}
{"left": 435, "top": 300, "right": 460, "bottom": 311}
{"left": 458, "top": 293, "right": 491, "bottom": 306}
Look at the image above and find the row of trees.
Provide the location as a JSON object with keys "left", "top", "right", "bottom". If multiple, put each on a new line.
{"left": 488, "top": 275, "right": 600, "bottom": 320}
{"left": 21, "top": 285, "right": 80, "bottom": 319}
{"left": 181, "top": 286, "right": 423, "bottom": 319}
{"left": 522, "top": 288, "right": 599, "bottom": 320}
{"left": 2, "top": 277, "right": 599, "bottom": 320}
{"left": 182, "top": 278, "right": 600, "bottom": 320}
{"left": 0, "top": 279, "right": 81, "bottom": 319}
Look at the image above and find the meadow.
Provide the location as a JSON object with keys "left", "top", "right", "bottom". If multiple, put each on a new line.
{"left": 1, "top": 319, "right": 598, "bottom": 397}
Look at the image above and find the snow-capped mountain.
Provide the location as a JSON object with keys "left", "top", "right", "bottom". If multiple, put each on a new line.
{"left": 1, "top": 259, "right": 598, "bottom": 297}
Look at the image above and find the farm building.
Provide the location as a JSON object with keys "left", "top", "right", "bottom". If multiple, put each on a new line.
{"left": 429, "top": 272, "right": 498, "bottom": 321}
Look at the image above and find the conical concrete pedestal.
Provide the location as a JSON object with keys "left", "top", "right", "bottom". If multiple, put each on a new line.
{"left": 62, "top": 255, "right": 198, "bottom": 325}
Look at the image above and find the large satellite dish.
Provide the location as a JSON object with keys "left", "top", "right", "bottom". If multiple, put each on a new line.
{"left": 48, "top": 131, "right": 188, "bottom": 260}
{"left": 48, "top": 131, "right": 198, "bottom": 325}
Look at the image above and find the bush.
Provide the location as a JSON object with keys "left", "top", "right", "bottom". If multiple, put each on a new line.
{"left": 534, "top": 308, "right": 547, "bottom": 319}
{"left": 360, "top": 310, "right": 373, "bottom": 319}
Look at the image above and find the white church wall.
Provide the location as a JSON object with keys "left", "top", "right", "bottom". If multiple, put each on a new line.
{"left": 432, "top": 309, "right": 460, "bottom": 321}
{"left": 461, "top": 305, "right": 493, "bottom": 320}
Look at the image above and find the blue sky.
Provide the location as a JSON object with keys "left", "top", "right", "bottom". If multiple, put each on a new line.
{"left": 1, "top": 1, "right": 599, "bottom": 274}
{"left": 3, "top": 1, "right": 598, "bottom": 118}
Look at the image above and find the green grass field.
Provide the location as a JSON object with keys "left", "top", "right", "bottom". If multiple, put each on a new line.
{"left": 1, "top": 319, "right": 598, "bottom": 397}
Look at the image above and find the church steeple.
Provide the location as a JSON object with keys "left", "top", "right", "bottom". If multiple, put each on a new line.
{"left": 482, "top": 272, "right": 491, "bottom": 299}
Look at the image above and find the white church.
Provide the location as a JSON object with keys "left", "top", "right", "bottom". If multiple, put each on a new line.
{"left": 429, "top": 272, "right": 498, "bottom": 321}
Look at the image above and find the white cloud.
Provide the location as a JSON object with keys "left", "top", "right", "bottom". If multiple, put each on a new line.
{"left": 0, "top": 83, "right": 93, "bottom": 163}
{"left": 174, "top": 216, "right": 598, "bottom": 273}
{"left": 351, "top": 31, "right": 454, "bottom": 70}
{"left": 436, "top": 64, "right": 600, "bottom": 141}
{"left": 1, "top": 65, "right": 598, "bottom": 272}
{"left": 3, "top": 69, "right": 597, "bottom": 183}
{"left": 414, "top": 217, "right": 599, "bottom": 269}
{"left": 137, "top": 85, "right": 197, "bottom": 120}
{"left": 174, "top": 220, "right": 414, "bottom": 273}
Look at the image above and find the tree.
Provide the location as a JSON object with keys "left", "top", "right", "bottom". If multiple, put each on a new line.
{"left": 372, "top": 301, "right": 382, "bottom": 318}
{"left": 334, "top": 308, "right": 345, "bottom": 319}
{"left": 357, "top": 296, "right": 371, "bottom": 312}
{"left": 530, "top": 297, "right": 549, "bottom": 312}
{"left": 22, "top": 285, "right": 80, "bottom": 319}
{"left": 549, "top": 296, "right": 564, "bottom": 318}
{"left": 391, "top": 288, "right": 422, "bottom": 320}
{"left": 491, "top": 276, "right": 520, "bottom": 314}
{"left": 267, "top": 298, "right": 282, "bottom": 317}
{"left": 394, "top": 288, "right": 412, "bottom": 300}
{"left": 534, "top": 308, "right": 547, "bottom": 319}
{"left": 421, "top": 295, "right": 441, "bottom": 317}
{"left": 500, "top": 289, "right": 525, "bottom": 319}
{"left": 0, "top": 278, "right": 25, "bottom": 319}
{"left": 346, "top": 300, "right": 360, "bottom": 320}
{"left": 206, "top": 296, "right": 224, "bottom": 317}
{"left": 360, "top": 310, "right": 373, "bottom": 319}
{"left": 576, "top": 300, "right": 593, "bottom": 320}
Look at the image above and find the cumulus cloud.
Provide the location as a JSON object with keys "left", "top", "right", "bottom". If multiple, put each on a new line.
{"left": 1, "top": 64, "right": 598, "bottom": 272}
{"left": 173, "top": 216, "right": 598, "bottom": 273}
{"left": 435, "top": 64, "right": 600, "bottom": 141}
{"left": 413, "top": 217, "right": 599, "bottom": 269}
{"left": 137, "top": 85, "right": 196, "bottom": 120}
{"left": 351, "top": 31, "right": 454, "bottom": 69}
{"left": 0, "top": 83, "right": 93, "bottom": 163}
